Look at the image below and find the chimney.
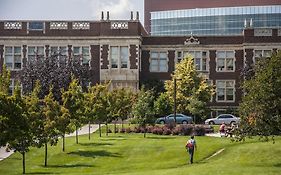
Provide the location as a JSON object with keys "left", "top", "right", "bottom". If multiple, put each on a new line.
{"left": 131, "top": 11, "right": 133, "bottom": 20}
{"left": 101, "top": 11, "right": 104, "bottom": 20}
{"left": 107, "top": 11, "right": 109, "bottom": 20}
{"left": 136, "top": 11, "right": 139, "bottom": 21}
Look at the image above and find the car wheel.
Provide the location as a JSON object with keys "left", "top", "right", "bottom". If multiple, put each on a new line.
{"left": 182, "top": 121, "right": 188, "bottom": 124}
{"left": 230, "top": 121, "right": 236, "bottom": 125}
{"left": 160, "top": 120, "right": 165, "bottom": 124}
{"left": 209, "top": 121, "right": 215, "bottom": 125}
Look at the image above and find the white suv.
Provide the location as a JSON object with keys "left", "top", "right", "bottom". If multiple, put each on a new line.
{"left": 205, "top": 114, "right": 240, "bottom": 125}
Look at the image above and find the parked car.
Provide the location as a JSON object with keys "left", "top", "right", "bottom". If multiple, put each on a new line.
{"left": 155, "top": 114, "right": 193, "bottom": 124}
{"left": 205, "top": 114, "right": 240, "bottom": 125}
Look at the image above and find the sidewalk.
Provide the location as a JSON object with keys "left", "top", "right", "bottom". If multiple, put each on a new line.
{"left": 0, "top": 124, "right": 100, "bottom": 161}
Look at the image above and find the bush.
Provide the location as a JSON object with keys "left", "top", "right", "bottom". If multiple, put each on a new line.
{"left": 163, "top": 127, "right": 172, "bottom": 135}
{"left": 125, "top": 128, "right": 132, "bottom": 133}
{"left": 178, "top": 125, "right": 193, "bottom": 136}
{"left": 119, "top": 128, "right": 126, "bottom": 133}
{"left": 194, "top": 125, "right": 206, "bottom": 136}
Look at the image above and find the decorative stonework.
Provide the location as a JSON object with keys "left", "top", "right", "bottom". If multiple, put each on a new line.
{"left": 184, "top": 34, "right": 200, "bottom": 45}
{"left": 4, "top": 22, "right": 22, "bottom": 29}
{"left": 278, "top": 29, "right": 281, "bottom": 36}
{"left": 72, "top": 22, "right": 90, "bottom": 30}
{"left": 50, "top": 22, "right": 68, "bottom": 30}
{"left": 111, "top": 22, "right": 128, "bottom": 29}
{"left": 254, "top": 29, "right": 272, "bottom": 36}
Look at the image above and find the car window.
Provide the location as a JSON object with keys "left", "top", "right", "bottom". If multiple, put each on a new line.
{"left": 176, "top": 115, "right": 182, "bottom": 118}
{"left": 225, "top": 115, "right": 234, "bottom": 118}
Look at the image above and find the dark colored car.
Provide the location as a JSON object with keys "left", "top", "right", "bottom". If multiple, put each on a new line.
{"left": 155, "top": 114, "right": 193, "bottom": 124}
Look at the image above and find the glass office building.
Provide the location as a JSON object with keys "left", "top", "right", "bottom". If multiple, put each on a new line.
{"left": 151, "top": 5, "right": 281, "bottom": 36}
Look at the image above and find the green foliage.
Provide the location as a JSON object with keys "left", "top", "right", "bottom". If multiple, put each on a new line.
{"left": 238, "top": 51, "right": 281, "bottom": 140}
{"left": 140, "top": 78, "right": 165, "bottom": 97}
{"left": 132, "top": 88, "right": 155, "bottom": 127}
{"left": 154, "top": 92, "right": 172, "bottom": 117}
{"left": 62, "top": 76, "right": 85, "bottom": 143}
{"left": 165, "top": 55, "right": 214, "bottom": 120}
{"left": 0, "top": 64, "right": 11, "bottom": 94}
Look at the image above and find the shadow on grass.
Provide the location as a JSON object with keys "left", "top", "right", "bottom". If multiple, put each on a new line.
{"left": 25, "top": 172, "right": 56, "bottom": 174}
{"left": 274, "top": 163, "right": 281, "bottom": 167}
{"left": 79, "top": 142, "right": 113, "bottom": 147}
{"left": 46, "top": 163, "right": 94, "bottom": 168}
{"left": 67, "top": 150, "right": 121, "bottom": 158}
{"left": 145, "top": 136, "right": 175, "bottom": 140}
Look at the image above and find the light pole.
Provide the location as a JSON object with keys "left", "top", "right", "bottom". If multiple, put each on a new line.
{"left": 173, "top": 78, "right": 182, "bottom": 125}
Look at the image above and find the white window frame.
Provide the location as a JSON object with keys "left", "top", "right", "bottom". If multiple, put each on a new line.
{"left": 4, "top": 46, "right": 22, "bottom": 70}
{"left": 149, "top": 51, "right": 168, "bottom": 72}
{"left": 253, "top": 49, "right": 272, "bottom": 64}
{"left": 216, "top": 80, "right": 235, "bottom": 103}
{"left": 109, "top": 46, "right": 129, "bottom": 69}
{"left": 216, "top": 50, "right": 235, "bottom": 72}
{"left": 27, "top": 46, "right": 45, "bottom": 62}
{"left": 9, "top": 79, "right": 22, "bottom": 95}
{"left": 73, "top": 46, "right": 90, "bottom": 65}
{"left": 177, "top": 50, "right": 209, "bottom": 72}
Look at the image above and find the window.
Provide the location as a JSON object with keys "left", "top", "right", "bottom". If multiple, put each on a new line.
{"left": 9, "top": 79, "right": 22, "bottom": 95}
{"left": 28, "top": 46, "right": 44, "bottom": 62}
{"left": 110, "top": 46, "right": 129, "bottom": 69}
{"left": 150, "top": 51, "right": 168, "bottom": 72}
{"left": 28, "top": 22, "right": 44, "bottom": 31}
{"left": 4, "top": 46, "right": 22, "bottom": 70}
{"left": 216, "top": 80, "right": 235, "bottom": 102}
{"left": 73, "top": 46, "right": 90, "bottom": 65}
{"left": 254, "top": 50, "right": 271, "bottom": 64}
{"left": 216, "top": 51, "right": 235, "bottom": 72}
{"left": 50, "top": 46, "right": 67, "bottom": 62}
{"left": 177, "top": 51, "right": 208, "bottom": 71}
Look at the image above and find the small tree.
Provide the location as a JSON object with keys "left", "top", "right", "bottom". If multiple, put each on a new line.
{"left": 62, "top": 77, "right": 84, "bottom": 144}
{"left": 154, "top": 92, "right": 173, "bottom": 118}
{"left": 0, "top": 64, "right": 11, "bottom": 94}
{"left": 132, "top": 88, "right": 155, "bottom": 137}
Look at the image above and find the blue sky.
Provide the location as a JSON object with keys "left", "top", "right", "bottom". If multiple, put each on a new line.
{"left": 0, "top": 0, "right": 144, "bottom": 23}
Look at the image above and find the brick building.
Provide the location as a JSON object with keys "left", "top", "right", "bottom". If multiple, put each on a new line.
{"left": 1, "top": 12, "right": 281, "bottom": 115}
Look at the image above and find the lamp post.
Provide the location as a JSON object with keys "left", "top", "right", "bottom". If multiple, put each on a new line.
{"left": 173, "top": 78, "right": 182, "bottom": 125}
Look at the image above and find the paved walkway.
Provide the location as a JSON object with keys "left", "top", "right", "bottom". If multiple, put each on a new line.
{"left": 0, "top": 124, "right": 100, "bottom": 162}
{"left": 205, "top": 132, "right": 222, "bottom": 137}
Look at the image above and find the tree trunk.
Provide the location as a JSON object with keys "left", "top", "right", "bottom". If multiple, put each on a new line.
{"left": 62, "top": 134, "right": 65, "bottom": 152}
{"left": 106, "top": 122, "right": 108, "bottom": 136}
{"left": 144, "top": 124, "right": 146, "bottom": 138}
{"left": 76, "top": 126, "right": 79, "bottom": 144}
{"left": 88, "top": 121, "right": 91, "bottom": 140}
{"left": 121, "top": 119, "right": 124, "bottom": 130}
{"left": 22, "top": 152, "right": 25, "bottom": 174}
{"left": 99, "top": 122, "right": 101, "bottom": 137}
{"left": 44, "top": 142, "right": 48, "bottom": 167}
{"left": 114, "top": 120, "right": 117, "bottom": 133}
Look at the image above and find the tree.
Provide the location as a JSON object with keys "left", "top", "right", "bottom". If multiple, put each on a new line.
{"left": 140, "top": 78, "right": 165, "bottom": 98}
{"left": 165, "top": 55, "right": 214, "bottom": 122}
{"left": 238, "top": 51, "right": 281, "bottom": 140}
{"left": 21, "top": 52, "right": 90, "bottom": 102}
{"left": 0, "top": 85, "right": 32, "bottom": 174}
{"left": 86, "top": 82, "right": 109, "bottom": 137}
{"left": 62, "top": 77, "right": 85, "bottom": 144}
{"left": 0, "top": 64, "right": 11, "bottom": 94}
{"left": 154, "top": 92, "right": 173, "bottom": 117}
{"left": 132, "top": 88, "right": 155, "bottom": 137}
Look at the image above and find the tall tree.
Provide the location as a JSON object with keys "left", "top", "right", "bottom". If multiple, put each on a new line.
{"left": 165, "top": 55, "right": 214, "bottom": 121}
{"left": 154, "top": 92, "right": 173, "bottom": 118}
{"left": 132, "top": 88, "right": 155, "bottom": 137}
{"left": 238, "top": 51, "right": 281, "bottom": 140}
{"left": 62, "top": 77, "right": 85, "bottom": 144}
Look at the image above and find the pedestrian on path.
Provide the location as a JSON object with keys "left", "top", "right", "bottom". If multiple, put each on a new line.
{"left": 185, "top": 135, "right": 197, "bottom": 164}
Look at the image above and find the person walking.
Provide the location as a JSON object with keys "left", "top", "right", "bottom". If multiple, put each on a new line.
{"left": 185, "top": 135, "right": 197, "bottom": 164}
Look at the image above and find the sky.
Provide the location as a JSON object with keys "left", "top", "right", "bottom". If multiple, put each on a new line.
{"left": 0, "top": 0, "right": 144, "bottom": 23}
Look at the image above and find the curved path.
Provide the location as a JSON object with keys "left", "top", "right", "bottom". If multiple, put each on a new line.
{"left": 0, "top": 124, "right": 100, "bottom": 161}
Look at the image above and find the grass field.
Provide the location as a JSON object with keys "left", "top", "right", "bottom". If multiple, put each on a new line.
{"left": 0, "top": 129, "right": 280, "bottom": 175}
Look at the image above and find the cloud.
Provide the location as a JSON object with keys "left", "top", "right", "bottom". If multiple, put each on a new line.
{"left": 91, "top": 0, "right": 135, "bottom": 20}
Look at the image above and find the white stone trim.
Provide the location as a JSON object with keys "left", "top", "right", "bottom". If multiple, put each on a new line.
{"left": 254, "top": 29, "right": 272, "bottom": 36}
{"left": 72, "top": 22, "right": 90, "bottom": 30}
{"left": 4, "top": 21, "right": 22, "bottom": 29}
{"left": 50, "top": 22, "right": 68, "bottom": 30}
{"left": 111, "top": 22, "right": 128, "bottom": 29}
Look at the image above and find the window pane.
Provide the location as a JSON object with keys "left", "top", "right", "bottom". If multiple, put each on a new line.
{"left": 28, "top": 47, "right": 36, "bottom": 55}
{"left": 120, "top": 47, "right": 128, "bottom": 68}
{"left": 195, "top": 58, "right": 201, "bottom": 70}
{"left": 217, "top": 88, "right": 225, "bottom": 101}
{"left": 226, "top": 51, "right": 234, "bottom": 58}
{"left": 217, "top": 58, "right": 225, "bottom": 71}
{"left": 14, "top": 47, "right": 21, "bottom": 54}
{"left": 226, "top": 81, "right": 234, "bottom": 87}
{"left": 226, "top": 58, "right": 234, "bottom": 71}
{"left": 73, "top": 47, "right": 80, "bottom": 54}
{"left": 217, "top": 81, "right": 225, "bottom": 88}
{"left": 110, "top": 47, "right": 118, "bottom": 68}
{"left": 5, "top": 47, "right": 12, "bottom": 54}
{"left": 202, "top": 58, "right": 207, "bottom": 70}
{"left": 226, "top": 89, "right": 234, "bottom": 101}
{"left": 255, "top": 50, "right": 262, "bottom": 57}
{"left": 217, "top": 51, "right": 225, "bottom": 58}
{"left": 151, "top": 52, "right": 158, "bottom": 58}
{"left": 159, "top": 52, "right": 166, "bottom": 58}
{"left": 264, "top": 50, "right": 271, "bottom": 57}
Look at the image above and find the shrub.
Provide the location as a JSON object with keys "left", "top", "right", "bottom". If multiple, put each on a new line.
{"left": 172, "top": 127, "right": 180, "bottom": 135}
{"left": 178, "top": 125, "right": 193, "bottom": 136}
{"left": 125, "top": 127, "right": 132, "bottom": 133}
{"left": 120, "top": 128, "right": 126, "bottom": 133}
{"left": 194, "top": 125, "right": 206, "bottom": 136}
{"left": 163, "top": 127, "right": 172, "bottom": 135}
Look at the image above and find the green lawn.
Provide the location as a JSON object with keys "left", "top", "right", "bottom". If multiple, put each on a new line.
{"left": 0, "top": 130, "right": 280, "bottom": 175}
